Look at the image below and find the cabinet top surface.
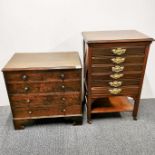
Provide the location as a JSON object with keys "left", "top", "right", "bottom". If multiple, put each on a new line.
{"left": 82, "top": 30, "right": 154, "bottom": 43}
{"left": 3, "top": 52, "right": 81, "bottom": 71}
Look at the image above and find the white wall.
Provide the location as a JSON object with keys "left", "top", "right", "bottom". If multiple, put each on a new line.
{"left": 0, "top": 0, "right": 155, "bottom": 106}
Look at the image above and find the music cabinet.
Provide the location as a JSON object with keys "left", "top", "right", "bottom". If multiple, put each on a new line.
{"left": 82, "top": 30, "right": 153, "bottom": 123}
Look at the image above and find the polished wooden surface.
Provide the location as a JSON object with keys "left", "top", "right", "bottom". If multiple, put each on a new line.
{"left": 3, "top": 52, "right": 81, "bottom": 71}
{"left": 83, "top": 30, "right": 153, "bottom": 123}
{"left": 3, "top": 52, "right": 83, "bottom": 129}
{"left": 91, "top": 96, "right": 133, "bottom": 113}
{"left": 82, "top": 30, "right": 154, "bottom": 43}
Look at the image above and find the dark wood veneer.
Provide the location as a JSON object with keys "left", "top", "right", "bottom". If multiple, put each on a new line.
{"left": 3, "top": 52, "right": 83, "bottom": 129}
{"left": 82, "top": 30, "right": 153, "bottom": 123}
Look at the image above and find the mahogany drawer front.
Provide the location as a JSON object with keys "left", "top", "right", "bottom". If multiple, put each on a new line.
{"left": 92, "top": 64, "right": 143, "bottom": 73}
{"left": 92, "top": 71, "right": 142, "bottom": 80}
{"left": 30, "top": 105, "right": 82, "bottom": 118}
{"left": 92, "top": 45, "right": 145, "bottom": 57}
{"left": 91, "top": 86, "right": 139, "bottom": 98}
{"left": 12, "top": 107, "right": 30, "bottom": 118}
{"left": 29, "top": 108, "right": 64, "bottom": 118}
{"left": 4, "top": 69, "right": 81, "bottom": 82}
{"left": 65, "top": 105, "right": 82, "bottom": 115}
{"left": 7, "top": 80, "right": 81, "bottom": 94}
{"left": 10, "top": 92, "right": 81, "bottom": 108}
{"left": 91, "top": 79, "right": 140, "bottom": 87}
{"left": 12, "top": 107, "right": 63, "bottom": 118}
{"left": 92, "top": 55, "right": 144, "bottom": 65}
{"left": 12, "top": 106, "right": 82, "bottom": 118}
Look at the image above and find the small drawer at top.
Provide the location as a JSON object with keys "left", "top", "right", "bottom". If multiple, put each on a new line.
{"left": 3, "top": 69, "right": 81, "bottom": 82}
{"left": 92, "top": 44, "right": 145, "bottom": 57}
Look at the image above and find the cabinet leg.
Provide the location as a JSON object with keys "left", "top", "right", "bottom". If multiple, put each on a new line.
{"left": 87, "top": 96, "right": 92, "bottom": 124}
{"left": 132, "top": 98, "right": 140, "bottom": 120}
{"left": 13, "top": 119, "right": 29, "bottom": 130}
{"left": 72, "top": 116, "right": 83, "bottom": 126}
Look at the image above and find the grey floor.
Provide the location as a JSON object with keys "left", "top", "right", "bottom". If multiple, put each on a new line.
{"left": 0, "top": 99, "right": 155, "bottom": 155}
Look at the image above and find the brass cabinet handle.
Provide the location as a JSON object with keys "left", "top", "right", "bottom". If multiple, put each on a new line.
{"left": 62, "top": 109, "right": 66, "bottom": 112}
{"left": 28, "top": 111, "right": 32, "bottom": 114}
{"left": 22, "top": 75, "right": 28, "bottom": 80}
{"left": 110, "top": 73, "right": 124, "bottom": 79}
{"left": 109, "top": 88, "right": 122, "bottom": 94}
{"left": 61, "top": 97, "right": 66, "bottom": 101}
{"left": 111, "top": 57, "right": 126, "bottom": 64}
{"left": 112, "top": 48, "right": 126, "bottom": 55}
{"left": 112, "top": 65, "right": 124, "bottom": 73}
{"left": 26, "top": 99, "right": 31, "bottom": 103}
{"left": 60, "top": 73, "right": 65, "bottom": 79}
{"left": 24, "top": 86, "right": 29, "bottom": 92}
{"left": 109, "top": 81, "right": 122, "bottom": 87}
{"left": 61, "top": 85, "right": 65, "bottom": 89}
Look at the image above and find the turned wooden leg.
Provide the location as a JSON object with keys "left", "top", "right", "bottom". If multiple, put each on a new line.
{"left": 13, "top": 119, "right": 29, "bottom": 130}
{"left": 132, "top": 97, "right": 140, "bottom": 120}
{"left": 72, "top": 116, "right": 83, "bottom": 126}
{"left": 87, "top": 96, "right": 92, "bottom": 124}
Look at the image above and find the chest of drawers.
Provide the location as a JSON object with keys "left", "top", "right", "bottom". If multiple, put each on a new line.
{"left": 2, "top": 52, "right": 82, "bottom": 129}
{"left": 82, "top": 30, "right": 153, "bottom": 123}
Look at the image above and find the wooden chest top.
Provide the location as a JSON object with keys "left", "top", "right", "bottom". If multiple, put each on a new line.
{"left": 82, "top": 30, "right": 153, "bottom": 43}
{"left": 3, "top": 52, "right": 81, "bottom": 71}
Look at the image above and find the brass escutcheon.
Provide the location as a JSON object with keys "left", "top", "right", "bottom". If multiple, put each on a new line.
{"left": 109, "top": 88, "right": 122, "bottom": 94}
{"left": 111, "top": 57, "right": 126, "bottom": 64}
{"left": 110, "top": 73, "right": 124, "bottom": 79}
{"left": 112, "top": 65, "right": 124, "bottom": 73}
{"left": 112, "top": 48, "right": 126, "bottom": 55}
{"left": 109, "top": 81, "right": 122, "bottom": 87}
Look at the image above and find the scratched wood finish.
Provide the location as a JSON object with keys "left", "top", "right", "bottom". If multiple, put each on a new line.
{"left": 82, "top": 30, "right": 153, "bottom": 123}
{"left": 2, "top": 52, "right": 83, "bottom": 129}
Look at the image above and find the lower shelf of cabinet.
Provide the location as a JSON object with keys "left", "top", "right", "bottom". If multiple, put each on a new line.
{"left": 91, "top": 96, "right": 134, "bottom": 114}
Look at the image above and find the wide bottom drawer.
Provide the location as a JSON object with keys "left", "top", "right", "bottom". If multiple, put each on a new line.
{"left": 12, "top": 107, "right": 63, "bottom": 118}
{"left": 12, "top": 105, "right": 82, "bottom": 119}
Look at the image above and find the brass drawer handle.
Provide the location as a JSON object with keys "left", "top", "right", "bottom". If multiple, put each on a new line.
{"left": 61, "top": 85, "right": 65, "bottom": 89}
{"left": 22, "top": 75, "right": 28, "bottom": 80}
{"left": 61, "top": 109, "right": 66, "bottom": 112}
{"left": 109, "top": 88, "right": 122, "bottom": 95}
{"left": 24, "top": 87, "right": 29, "bottom": 92}
{"left": 61, "top": 97, "right": 66, "bottom": 101}
{"left": 60, "top": 73, "right": 65, "bottom": 79}
{"left": 26, "top": 99, "right": 31, "bottom": 103}
{"left": 112, "top": 48, "right": 126, "bottom": 55}
{"left": 109, "top": 81, "right": 122, "bottom": 87}
{"left": 110, "top": 73, "right": 124, "bottom": 79}
{"left": 112, "top": 65, "right": 124, "bottom": 73}
{"left": 28, "top": 111, "right": 32, "bottom": 114}
{"left": 111, "top": 57, "right": 126, "bottom": 64}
